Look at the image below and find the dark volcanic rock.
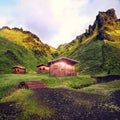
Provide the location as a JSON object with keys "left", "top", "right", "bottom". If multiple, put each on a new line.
{"left": 0, "top": 102, "right": 21, "bottom": 120}
{"left": 94, "top": 8, "right": 117, "bottom": 28}
{"left": 106, "top": 9, "right": 117, "bottom": 20}
{"left": 97, "top": 30, "right": 113, "bottom": 40}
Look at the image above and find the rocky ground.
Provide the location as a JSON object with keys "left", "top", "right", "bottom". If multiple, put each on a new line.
{"left": 0, "top": 102, "right": 21, "bottom": 120}
{"left": 0, "top": 89, "right": 120, "bottom": 120}
{"left": 32, "top": 88, "right": 120, "bottom": 120}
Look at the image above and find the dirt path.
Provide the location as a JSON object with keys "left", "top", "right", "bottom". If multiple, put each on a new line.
{"left": 32, "top": 88, "right": 120, "bottom": 120}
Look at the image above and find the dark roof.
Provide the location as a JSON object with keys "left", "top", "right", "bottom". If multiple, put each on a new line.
{"left": 36, "top": 64, "right": 48, "bottom": 67}
{"left": 12, "top": 66, "right": 26, "bottom": 69}
{"left": 48, "top": 57, "right": 78, "bottom": 65}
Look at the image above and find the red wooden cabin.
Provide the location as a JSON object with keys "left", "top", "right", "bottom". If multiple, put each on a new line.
{"left": 36, "top": 64, "right": 49, "bottom": 74}
{"left": 12, "top": 66, "right": 26, "bottom": 74}
{"left": 48, "top": 57, "right": 78, "bottom": 76}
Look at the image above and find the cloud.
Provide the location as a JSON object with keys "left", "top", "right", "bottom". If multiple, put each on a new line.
{"left": 79, "top": 0, "right": 120, "bottom": 23}
{"left": 0, "top": 0, "right": 120, "bottom": 48}
{"left": 0, "top": 17, "right": 8, "bottom": 26}
{"left": 14, "top": 0, "right": 60, "bottom": 41}
{"left": 48, "top": 0, "right": 90, "bottom": 47}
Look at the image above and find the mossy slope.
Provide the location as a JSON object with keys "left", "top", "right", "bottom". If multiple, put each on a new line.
{"left": 0, "top": 27, "right": 56, "bottom": 73}
{"left": 58, "top": 9, "right": 120, "bottom": 74}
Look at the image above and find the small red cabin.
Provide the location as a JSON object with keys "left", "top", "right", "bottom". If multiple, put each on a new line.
{"left": 36, "top": 64, "right": 49, "bottom": 74}
{"left": 48, "top": 57, "right": 78, "bottom": 76}
{"left": 12, "top": 66, "right": 26, "bottom": 74}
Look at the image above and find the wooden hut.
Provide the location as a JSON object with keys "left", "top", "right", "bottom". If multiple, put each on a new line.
{"left": 12, "top": 66, "right": 26, "bottom": 74}
{"left": 36, "top": 64, "right": 49, "bottom": 74}
{"left": 48, "top": 57, "right": 78, "bottom": 76}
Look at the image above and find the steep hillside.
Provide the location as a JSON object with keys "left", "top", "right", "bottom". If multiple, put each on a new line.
{"left": 0, "top": 27, "right": 56, "bottom": 73}
{"left": 58, "top": 9, "right": 120, "bottom": 74}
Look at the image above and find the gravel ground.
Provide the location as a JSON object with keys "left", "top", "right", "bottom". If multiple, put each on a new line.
{"left": 32, "top": 88, "right": 120, "bottom": 120}
{"left": 0, "top": 89, "right": 120, "bottom": 120}
{"left": 0, "top": 102, "right": 21, "bottom": 120}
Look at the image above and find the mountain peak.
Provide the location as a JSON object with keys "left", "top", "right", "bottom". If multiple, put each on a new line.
{"left": 105, "top": 8, "right": 117, "bottom": 20}
{"left": 74, "top": 9, "right": 119, "bottom": 43}
{"left": 94, "top": 8, "right": 117, "bottom": 28}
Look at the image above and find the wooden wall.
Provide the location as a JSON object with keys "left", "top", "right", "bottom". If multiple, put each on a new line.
{"left": 49, "top": 61, "right": 76, "bottom": 76}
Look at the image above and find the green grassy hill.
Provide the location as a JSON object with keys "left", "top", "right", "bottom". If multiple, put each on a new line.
{"left": 58, "top": 9, "right": 120, "bottom": 74}
{"left": 0, "top": 27, "right": 56, "bottom": 73}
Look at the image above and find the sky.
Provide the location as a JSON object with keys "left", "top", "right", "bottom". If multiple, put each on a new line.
{"left": 0, "top": 0, "right": 120, "bottom": 48}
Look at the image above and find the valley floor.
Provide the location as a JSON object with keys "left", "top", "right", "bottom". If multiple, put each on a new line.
{"left": 0, "top": 74, "right": 120, "bottom": 120}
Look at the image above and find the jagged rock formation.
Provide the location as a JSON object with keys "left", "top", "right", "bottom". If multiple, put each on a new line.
{"left": 75, "top": 9, "right": 118, "bottom": 42}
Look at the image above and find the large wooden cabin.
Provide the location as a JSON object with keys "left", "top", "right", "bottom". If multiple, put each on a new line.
{"left": 48, "top": 57, "right": 78, "bottom": 77}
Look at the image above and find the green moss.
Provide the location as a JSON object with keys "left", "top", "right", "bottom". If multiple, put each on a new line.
{"left": 103, "top": 41, "right": 120, "bottom": 74}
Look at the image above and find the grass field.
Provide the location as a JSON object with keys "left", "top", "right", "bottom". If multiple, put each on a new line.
{"left": 0, "top": 74, "right": 120, "bottom": 119}
{"left": 0, "top": 74, "right": 96, "bottom": 98}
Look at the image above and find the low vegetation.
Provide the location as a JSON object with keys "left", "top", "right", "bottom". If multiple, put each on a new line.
{"left": 0, "top": 74, "right": 96, "bottom": 99}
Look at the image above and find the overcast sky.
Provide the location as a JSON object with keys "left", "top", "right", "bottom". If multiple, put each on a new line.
{"left": 0, "top": 0, "right": 120, "bottom": 48}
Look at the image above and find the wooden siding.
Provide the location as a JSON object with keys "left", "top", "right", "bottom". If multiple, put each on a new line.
{"left": 49, "top": 60, "right": 77, "bottom": 76}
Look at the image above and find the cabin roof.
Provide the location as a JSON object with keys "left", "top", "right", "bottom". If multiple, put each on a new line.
{"left": 48, "top": 57, "right": 78, "bottom": 65}
{"left": 12, "top": 66, "right": 26, "bottom": 69}
{"left": 36, "top": 64, "right": 48, "bottom": 67}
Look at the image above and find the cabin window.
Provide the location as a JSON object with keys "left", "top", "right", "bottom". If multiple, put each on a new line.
{"left": 43, "top": 67, "right": 45, "bottom": 70}
{"left": 39, "top": 68, "right": 41, "bottom": 70}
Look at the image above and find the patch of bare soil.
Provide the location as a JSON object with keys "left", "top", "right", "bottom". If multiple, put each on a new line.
{"left": 32, "top": 88, "right": 120, "bottom": 120}
{"left": 0, "top": 102, "right": 21, "bottom": 120}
